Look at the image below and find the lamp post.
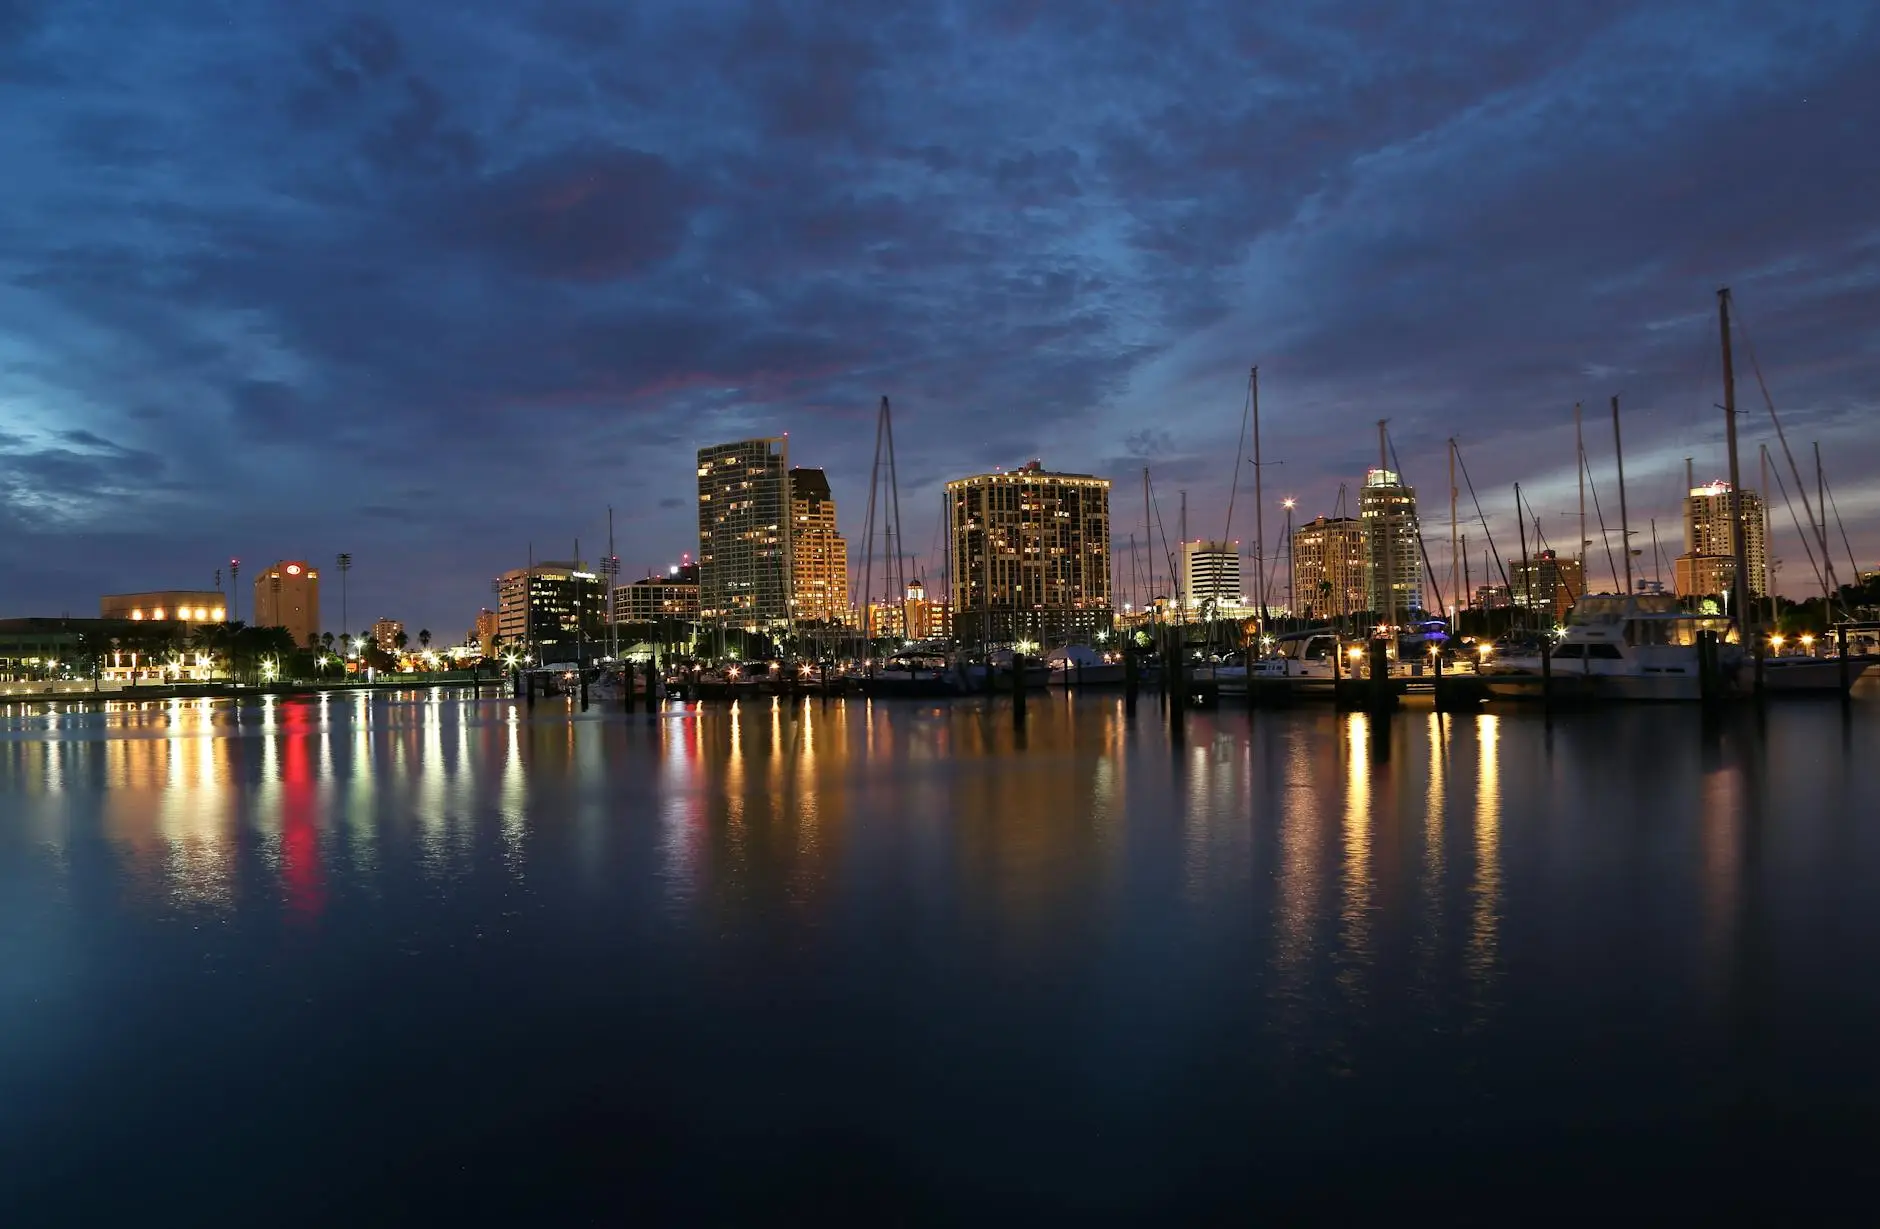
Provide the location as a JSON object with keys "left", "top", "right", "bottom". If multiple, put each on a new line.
{"left": 337, "top": 553, "right": 352, "bottom": 644}
{"left": 228, "top": 558, "right": 241, "bottom": 624}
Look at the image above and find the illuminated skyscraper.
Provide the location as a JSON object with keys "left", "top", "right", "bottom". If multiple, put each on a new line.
{"left": 1290, "top": 516, "right": 1369, "bottom": 620}
{"left": 1179, "top": 540, "right": 1243, "bottom": 614}
{"left": 497, "top": 561, "right": 606, "bottom": 663}
{"left": 1359, "top": 470, "right": 1422, "bottom": 616}
{"left": 697, "top": 438, "right": 791, "bottom": 629}
{"left": 1675, "top": 480, "right": 1767, "bottom": 600}
{"left": 946, "top": 460, "right": 1111, "bottom": 645}
{"left": 252, "top": 560, "right": 320, "bottom": 647}
{"left": 788, "top": 467, "right": 849, "bottom": 625}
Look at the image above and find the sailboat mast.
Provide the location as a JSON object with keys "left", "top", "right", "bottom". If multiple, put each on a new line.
{"left": 1377, "top": 420, "right": 1393, "bottom": 636}
{"left": 1448, "top": 438, "right": 1459, "bottom": 622}
{"left": 607, "top": 507, "right": 617, "bottom": 661}
{"left": 1574, "top": 404, "right": 1586, "bottom": 579}
{"left": 882, "top": 397, "right": 909, "bottom": 646}
{"left": 1611, "top": 395, "right": 1632, "bottom": 595}
{"left": 1251, "top": 366, "right": 1265, "bottom": 636}
{"left": 1142, "top": 468, "right": 1154, "bottom": 624}
{"left": 1718, "top": 288, "right": 1752, "bottom": 631}
{"left": 1815, "top": 441, "right": 1833, "bottom": 609}
{"left": 1760, "top": 444, "right": 1774, "bottom": 624}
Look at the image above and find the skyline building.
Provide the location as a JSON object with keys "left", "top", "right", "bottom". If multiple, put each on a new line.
{"left": 866, "top": 578, "right": 953, "bottom": 641}
{"left": 945, "top": 460, "right": 1111, "bottom": 645}
{"left": 252, "top": 560, "right": 320, "bottom": 647}
{"left": 1359, "top": 469, "right": 1423, "bottom": 617}
{"left": 1179, "top": 540, "right": 1243, "bottom": 614}
{"left": 615, "top": 563, "right": 702, "bottom": 625}
{"left": 1675, "top": 480, "right": 1768, "bottom": 602}
{"left": 1510, "top": 550, "right": 1586, "bottom": 622}
{"left": 1289, "top": 516, "right": 1370, "bottom": 621}
{"left": 473, "top": 609, "right": 499, "bottom": 656}
{"left": 496, "top": 561, "right": 606, "bottom": 663}
{"left": 99, "top": 591, "right": 226, "bottom": 625}
{"left": 697, "top": 438, "right": 792, "bottom": 630}
{"left": 372, "top": 617, "right": 404, "bottom": 653}
{"left": 788, "top": 467, "right": 850, "bottom": 625}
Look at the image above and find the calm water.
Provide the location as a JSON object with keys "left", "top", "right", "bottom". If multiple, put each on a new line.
{"left": 4, "top": 688, "right": 1880, "bottom": 1222}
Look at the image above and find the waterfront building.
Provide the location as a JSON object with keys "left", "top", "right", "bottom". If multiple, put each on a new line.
{"left": 945, "top": 460, "right": 1111, "bottom": 645}
{"left": 1675, "top": 480, "right": 1768, "bottom": 601}
{"left": 99, "top": 591, "right": 226, "bottom": 625}
{"left": 1475, "top": 583, "right": 1513, "bottom": 610}
{"left": 1359, "top": 469, "right": 1423, "bottom": 617}
{"left": 789, "top": 467, "right": 849, "bottom": 625}
{"left": 866, "top": 579, "right": 953, "bottom": 641}
{"left": 698, "top": 437, "right": 791, "bottom": 629}
{"left": 497, "top": 561, "right": 607, "bottom": 663}
{"left": 615, "top": 563, "right": 702, "bottom": 625}
{"left": 1289, "top": 516, "right": 1369, "bottom": 621}
{"left": 473, "top": 609, "right": 499, "bottom": 656}
{"left": 372, "top": 617, "right": 404, "bottom": 653}
{"left": 1180, "top": 540, "right": 1243, "bottom": 615}
{"left": 252, "top": 561, "right": 320, "bottom": 647}
{"left": 1510, "top": 551, "right": 1586, "bottom": 621}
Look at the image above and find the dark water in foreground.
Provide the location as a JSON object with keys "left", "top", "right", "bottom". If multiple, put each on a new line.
{"left": 3, "top": 689, "right": 1880, "bottom": 1222}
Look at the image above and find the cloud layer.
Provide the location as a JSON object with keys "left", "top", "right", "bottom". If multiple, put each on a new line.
{"left": 3, "top": 0, "right": 1877, "bottom": 627}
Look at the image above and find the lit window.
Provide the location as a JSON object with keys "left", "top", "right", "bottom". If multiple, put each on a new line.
{"left": 152, "top": 608, "right": 165, "bottom": 619}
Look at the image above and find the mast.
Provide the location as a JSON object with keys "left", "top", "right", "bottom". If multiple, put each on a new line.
{"left": 1611, "top": 395, "right": 1632, "bottom": 595}
{"left": 1142, "top": 468, "right": 1154, "bottom": 624}
{"left": 1178, "top": 489, "right": 1188, "bottom": 629}
{"left": 1515, "top": 484, "right": 1532, "bottom": 620}
{"left": 1815, "top": 441, "right": 1832, "bottom": 610}
{"left": 1718, "top": 289, "right": 1752, "bottom": 630}
{"left": 1251, "top": 366, "right": 1265, "bottom": 638}
{"left": 1377, "top": 420, "right": 1393, "bottom": 637}
{"left": 1760, "top": 444, "right": 1774, "bottom": 625}
{"left": 1448, "top": 438, "right": 1459, "bottom": 623}
{"left": 1574, "top": 404, "right": 1587, "bottom": 578}
{"left": 606, "top": 507, "right": 617, "bottom": 661}
{"left": 883, "top": 398, "right": 909, "bottom": 647}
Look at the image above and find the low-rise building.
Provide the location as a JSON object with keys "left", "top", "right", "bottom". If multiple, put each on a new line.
{"left": 99, "top": 591, "right": 226, "bottom": 625}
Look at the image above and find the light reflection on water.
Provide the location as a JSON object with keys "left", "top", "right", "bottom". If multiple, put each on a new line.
{"left": 4, "top": 689, "right": 1880, "bottom": 1217}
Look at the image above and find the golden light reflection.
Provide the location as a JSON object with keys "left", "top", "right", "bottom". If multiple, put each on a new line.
{"left": 1422, "top": 712, "right": 1448, "bottom": 954}
{"left": 1469, "top": 714, "right": 1503, "bottom": 997}
{"left": 1339, "top": 713, "right": 1375, "bottom": 994}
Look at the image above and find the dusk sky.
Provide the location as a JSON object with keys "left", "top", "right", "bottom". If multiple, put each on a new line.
{"left": 3, "top": 1, "right": 1877, "bottom": 634}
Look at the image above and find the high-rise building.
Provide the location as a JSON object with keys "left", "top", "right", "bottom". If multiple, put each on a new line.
{"left": 1510, "top": 551, "right": 1586, "bottom": 621}
{"left": 100, "top": 591, "right": 226, "bottom": 625}
{"left": 1290, "top": 516, "right": 1369, "bottom": 621}
{"left": 1674, "top": 481, "right": 1767, "bottom": 600}
{"left": 946, "top": 460, "right": 1111, "bottom": 645}
{"left": 1180, "top": 540, "right": 1243, "bottom": 614}
{"left": 615, "top": 563, "right": 702, "bottom": 625}
{"left": 472, "top": 609, "right": 499, "bottom": 656}
{"left": 372, "top": 618, "right": 405, "bottom": 653}
{"left": 253, "top": 561, "right": 320, "bottom": 647}
{"left": 497, "top": 561, "right": 607, "bottom": 664}
{"left": 866, "top": 579, "right": 953, "bottom": 641}
{"left": 697, "top": 438, "right": 791, "bottom": 629}
{"left": 788, "top": 467, "right": 849, "bottom": 625}
{"left": 1359, "top": 469, "right": 1423, "bottom": 617}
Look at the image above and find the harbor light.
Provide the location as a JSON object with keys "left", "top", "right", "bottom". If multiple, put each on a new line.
{"left": 1347, "top": 646, "right": 1363, "bottom": 661}
{"left": 1015, "top": 639, "right": 1039, "bottom": 654}
{"left": 261, "top": 658, "right": 278, "bottom": 682}
{"left": 1769, "top": 634, "right": 1785, "bottom": 653}
{"left": 1477, "top": 643, "right": 1493, "bottom": 659}
{"left": 1801, "top": 633, "right": 1816, "bottom": 653}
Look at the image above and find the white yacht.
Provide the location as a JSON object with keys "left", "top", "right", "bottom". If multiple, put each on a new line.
{"left": 1484, "top": 593, "right": 1738, "bottom": 701}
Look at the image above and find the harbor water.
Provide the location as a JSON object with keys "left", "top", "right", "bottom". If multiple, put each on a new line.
{"left": 4, "top": 688, "right": 1879, "bottom": 1221}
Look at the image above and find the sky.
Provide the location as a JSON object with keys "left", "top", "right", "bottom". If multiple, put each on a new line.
{"left": 3, "top": 0, "right": 1878, "bottom": 635}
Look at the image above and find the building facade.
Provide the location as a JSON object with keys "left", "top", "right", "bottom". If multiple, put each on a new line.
{"left": 1359, "top": 470, "right": 1423, "bottom": 617}
{"left": 1180, "top": 540, "right": 1243, "bottom": 615}
{"left": 252, "top": 561, "right": 320, "bottom": 647}
{"left": 946, "top": 461, "right": 1111, "bottom": 645}
{"left": 473, "top": 609, "right": 499, "bottom": 656}
{"left": 697, "top": 438, "right": 791, "bottom": 629}
{"left": 1510, "top": 551, "right": 1586, "bottom": 622}
{"left": 865, "top": 579, "right": 953, "bottom": 641}
{"left": 1289, "top": 516, "right": 1369, "bottom": 621}
{"left": 615, "top": 564, "right": 702, "bottom": 625}
{"left": 497, "top": 561, "right": 607, "bottom": 663}
{"left": 1675, "top": 481, "right": 1768, "bottom": 600}
{"left": 788, "top": 467, "right": 849, "bottom": 625}
{"left": 371, "top": 618, "right": 405, "bottom": 653}
{"left": 99, "top": 591, "right": 226, "bottom": 625}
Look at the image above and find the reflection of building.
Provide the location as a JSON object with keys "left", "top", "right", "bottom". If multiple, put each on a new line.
{"left": 698, "top": 437, "right": 791, "bottom": 628}
{"left": 372, "top": 617, "right": 404, "bottom": 653}
{"left": 497, "top": 561, "right": 607, "bottom": 663}
{"left": 99, "top": 591, "right": 226, "bottom": 625}
{"left": 1360, "top": 469, "right": 1422, "bottom": 616}
{"left": 1180, "top": 540, "right": 1242, "bottom": 613}
{"left": 1511, "top": 551, "right": 1585, "bottom": 621}
{"left": 946, "top": 461, "right": 1111, "bottom": 645}
{"left": 866, "top": 579, "right": 953, "bottom": 640}
{"left": 473, "top": 609, "right": 499, "bottom": 656}
{"left": 1290, "top": 516, "right": 1368, "bottom": 620}
{"left": 253, "top": 561, "right": 320, "bottom": 646}
{"left": 615, "top": 563, "right": 702, "bottom": 625}
{"left": 1675, "top": 481, "right": 1767, "bottom": 600}
{"left": 789, "top": 467, "right": 849, "bottom": 625}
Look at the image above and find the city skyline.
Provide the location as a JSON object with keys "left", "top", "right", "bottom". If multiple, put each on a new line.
{"left": 4, "top": 4, "right": 1879, "bottom": 633}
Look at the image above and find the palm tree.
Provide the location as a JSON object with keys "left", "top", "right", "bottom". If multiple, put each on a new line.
{"left": 392, "top": 629, "right": 409, "bottom": 669}
{"left": 321, "top": 631, "right": 334, "bottom": 654}
{"left": 418, "top": 628, "right": 431, "bottom": 652}
{"left": 339, "top": 632, "right": 354, "bottom": 658}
